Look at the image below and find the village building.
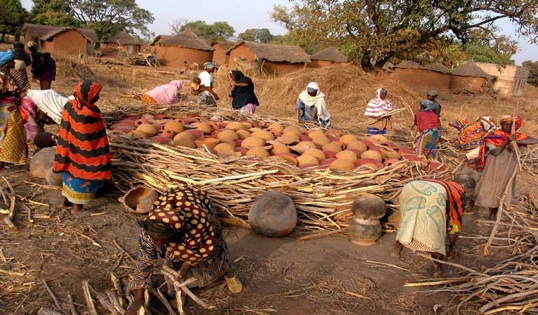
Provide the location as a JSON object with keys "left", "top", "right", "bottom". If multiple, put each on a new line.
{"left": 449, "top": 61, "right": 493, "bottom": 94}
{"left": 308, "top": 47, "right": 348, "bottom": 68}
{"left": 227, "top": 41, "right": 311, "bottom": 76}
{"left": 21, "top": 23, "right": 98, "bottom": 56}
{"left": 474, "top": 63, "right": 529, "bottom": 97}
{"left": 211, "top": 41, "right": 236, "bottom": 66}
{"left": 103, "top": 32, "right": 143, "bottom": 56}
{"left": 150, "top": 29, "right": 213, "bottom": 68}
{"left": 390, "top": 60, "right": 452, "bottom": 93}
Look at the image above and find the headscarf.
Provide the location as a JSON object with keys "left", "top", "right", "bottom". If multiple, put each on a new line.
{"left": 0, "top": 50, "right": 15, "bottom": 67}
{"left": 145, "top": 80, "right": 184, "bottom": 105}
{"left": 204, "top": 62, "right": 215, "bottom": 70}
{"left": 298, "top": 82, "right": 331, "bottom": 122}
{"left": 478, "top": 114, "right": 529, "bottom": 168}
{"left": 427, "top": 89, "right": 439, "bottom": 97}
{"left": 420, "top": 100, "right": 435, "bottom": 112}
{"left": 73, "top": 80, "right": 102, "bottom": 109}
{"left": 145, "top": 185, "right": 216, "bottom": 266}
{"left": 231, "top": 70, "right": 244, "bottom": 81}
{"left": 448, "top": 117, "right": 470, "bottom": 131}
{"left": 364, "top": 87, "right": 394, "bottom": 118}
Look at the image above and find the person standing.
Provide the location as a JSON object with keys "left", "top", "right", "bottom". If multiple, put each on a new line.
{"left": 426, "top": 89, "right": 442, "bottom": 117}
{"left": 11, "top": 42, "right": 32, "bottom": 93}
{"left": 27, "top": 41, "right": 56, "bottom": 90}
{"left": 414, "top": 100, "right": 442, "bottom": 159}
{"left": 229, "top": 70, "right": 259, "bottom": 114}
{"left": 364, "top": 88, "right": 394, "bottom": 135}
{"left": 124, "top": 185, "right": 243, "bottom": 315}
{"left": 0, "top": 50, "right": 27, "bottom": 170}
{"left": 52, "top": 80, "right": 111, "bottom": 214}
{"left": 296, "top": 82, "right": 331, "bottom": 129}
{"left": 474, "top": 115, "right": 538, "bottom": 218}
{"left": 197, "top": 62, "right": 219, "bottom": 106}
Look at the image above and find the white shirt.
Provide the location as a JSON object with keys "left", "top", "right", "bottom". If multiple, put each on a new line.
{"left": 198, "top": 71, "right": 212, "bottom": 87}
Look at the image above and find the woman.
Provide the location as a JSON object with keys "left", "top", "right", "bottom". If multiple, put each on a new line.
{"left": 11, "top": 42, "right": 31, "bottom": 93}
{"left": 27, "top": 41, "right": 56, "bottom": 90}
{"left": 391, "top": 177, "right": 472, "bottom": 277}
{"left": 426, "top": 89, "right": 442, "bottom": 117}
{"left": 364, "top": 88, "right": 394, "bottom": 135}
{"left": 52, "top": 80, "right": 111, "bottom": 214}
{"left": 0, "top": 50, "right": 27, "bottom": 170}
{"left": 197, "top": 62, "right": 219, "bottom": 106}
{"left": 474, "top": 115, "right": 538, "bottom": 218}
{"left": 296, "top": 82, "right": 331, "bottom": 129}
{"left": 414, "top": 100, "right": 441, "bottom": 159}
{"left": 141, "top": 80, "right": 184, "bottom": 105}
{"left": 125, "top": 185, "right": 242, "bottom": 315}
{"left": 229, "top": 70, "right": 259, "bottom": 114}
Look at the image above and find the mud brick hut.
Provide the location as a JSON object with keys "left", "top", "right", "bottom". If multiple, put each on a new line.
{"left": 150, "top": 29, "right": 213, "bottom": 68}
{"left": 474, "top": 63, "right": 529, "bottom": 97}
{"left": 308, "top": 47, "right": 348, "bottom": 68}
{"left": 211, "top": 41, "right": 235, "bottom": 66}
{"left": 103, "top": 32, "right": 143, "bottom": 56}
{"left": 21, "top": 23, "right": 98, "bottom": 56}
{"left": 228, "top": 41, "right": 311, "bottom": 76}
{"left": 449, "top": 61, "right": 493, "bottom": 94}
{"left": 391, "top": 60, "right": 452, "bottom": 93}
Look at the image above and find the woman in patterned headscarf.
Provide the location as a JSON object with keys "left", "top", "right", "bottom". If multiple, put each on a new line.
{"left": 0, "top": 50, "right": 27, "bottom": 171}
{"left": 125, "top": 185, "right": 242, "bottom": 315}
{"left": 474, "top": 115, "right": 538, "bottom": 218}
{"left": 52, "top": 80, "right": 111, "bottom": 214}
{"left": 364, "top": 88, "right": 394, "bottom": 135}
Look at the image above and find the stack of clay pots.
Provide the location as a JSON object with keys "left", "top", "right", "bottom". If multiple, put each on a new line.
{"left": 108, "top": 114, "right": 445, "bottom": 175}
{"left": 348, "top": 193, "right": 386, "bottom": 246}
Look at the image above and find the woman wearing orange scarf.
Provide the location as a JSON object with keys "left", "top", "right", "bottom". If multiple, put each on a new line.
{"left": 474, "top": 115, "right": 538, "bottom": 218}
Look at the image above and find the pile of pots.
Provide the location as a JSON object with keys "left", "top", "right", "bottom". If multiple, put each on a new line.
{"left": 108, "top": 114, "right": 445, "bottom": 174}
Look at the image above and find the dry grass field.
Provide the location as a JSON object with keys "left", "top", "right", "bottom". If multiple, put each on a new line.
{"left": 0, "top": 43, "right": 537, "bottom": 315}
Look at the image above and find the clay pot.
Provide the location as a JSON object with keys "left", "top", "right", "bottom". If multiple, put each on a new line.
{"left": 321, "top": 158, "right": 337, "bottom": 165}
{"left": 118, "top": 185, "right": 160, "bottom": 214}
{"left": 226, "top": 121, "right": 246, "bottom": 130}
{"left": 303, "top": 148, "right": 325, "bottom": 162}
{"left": 151, "top": 135, "right": 171, "bottom": 144}
{"left": 384, "top": 158, "right": 401, "bottom": 167}
{"left": 183, "top": 129, "right": 204, "bottom": 140}
{"left": 367, "top": 134, "right": 389, "bottom": 143}
{"left": 217, "top": 129, "right": 239, "bottom": 141}
{"left": 323, "top": 150, "right": 337, "bottom": 159}
{"left": 396, "top": 147, "right": 416, "bottom": 155}
{"left": 346, "top": 140, "right": 368, "bottom": 152}
{"left": 195, "top": 137, "right": 220, "bottom": 150}
{"left": 192, "top": 122, "right": 213, "bottom": 134}
{"left": 158, "top": 129, "right": 175, "bottom": 139}
{"left": 360, "top": 150, "right": 383, "bottom": 162}
{"left": 312, "top": 135, "right": 330, "bottom": 147}
{"left": 249, "top": 192, "right": 297, "bottom": 237}
{"left": 129, "top": 130, "right": 148, "bottom": 139}
{"left": 214, "top": 143, "right": 236, "bottom": 155}
{"left": 154, "top": 114, "right": 172, "bottom": 120}
{"left": 251, "top": 129, "right": 275, "bottom": 141}
{"left": 267, "top": 123, "right": 284, "bottom": 133}
{"left": 325, "top": 129, "right": 342, "bottom": 138}
{"left": 164, "top": 121, "right": 184, "bottom": 134}
{"left": 283, "top": 125, "right": 302, "bottom": 136}
{"left": 336, "top": 150, "right": 358, "bottom": 162}
{"left": 348, "top": 220, "right": 383, "bottom": 246}
{"left": 352, "top": 193, "right": 386, "bottom": 219}
{"left": 328, "top": 159, "right": 355, "bottom": 171}
{"left": 45, "top": 167, "right": 63, "bottom": 186}
{"left": 134, "top": 118, "right": 149, "bottom": 126}
{"left": 246, "top": 147, "right": 270, "bottom": 159}
{"left": 141, "top": 114, "right": 155, "bottom": 122}
{"left": 307, "top": 129, "right": 326, "bottom": 139}
{"left": 297, "top": 154, "right": 320, "bottom": 167}
{"left": 30, "top": 147, "right": 56, "bottom": 179}
{"left": 269, "top": 141, "right": 291, "bottom": 155}
{"left": 299, "top": 134, "right": 313, "bottom": 142}
{"left": 355, "top": 158, "right": 384, "bottom": 170}
{"left": 273, "top": 153, "right": 298, "bottom": 166}
{"left": 378, "top": 146, "right": 400, "bottom": 159}
{"left": 242, "top": 136, "right": 266, "bottom": 148}
{"left": 235, "top": 129, "right": 251, "bottom": 140}
{"left": 340, "top": 134, "right": 359, "bottom": 145}
{"left": 322, "top": 142, "right": 343, "bottom": 153}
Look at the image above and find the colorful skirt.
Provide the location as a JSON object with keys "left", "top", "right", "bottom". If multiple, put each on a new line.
{"left": 141, "top": 94, "right": 157, "bottom": 105}
{"left": 0, "top": 99, "right": 27, "bottom": 165}
{"left": 416, "top": 127, "right": 441, "bottom": 159}
{"left": 197, "top": 91, "right": 216, "bottom": 106}
{"left": 239, "top": 103, "right": 256, "bottom": 114}
{"left": 62, "top": 173, "right": 104, "bottom": 205}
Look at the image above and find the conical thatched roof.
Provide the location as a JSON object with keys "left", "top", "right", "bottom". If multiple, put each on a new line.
{"left": 212, "top": 41, "right": 236, "bottom": 51}
{"left": 451, "top": 61, "right": 493, "bottom": 79}
{"left": 22, "top": 23, "right": 99, "bottom": 43}
{"left": 151, "top": 29, "right": 213, "bottom": 51}
{"left": 229, "top": 41, "right": 310, "bottom": 63}
{"left": 394, "top": 60, "right": 450, "bottom": 74}
{"left": 310, "top": 47, "right": 348, "bottom": 63}
{"left": 105, "top": 32, "right": 142, "bottom": 45}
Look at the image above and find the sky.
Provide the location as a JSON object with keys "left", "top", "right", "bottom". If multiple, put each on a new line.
{"left": 21, "top": 0, "right": 536, "bottom": 65}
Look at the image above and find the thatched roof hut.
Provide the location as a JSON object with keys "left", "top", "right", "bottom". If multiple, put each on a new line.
{"left": 105, "top": 32, "right": 142, "bottom": 46}
{"left": 21, "top": 23, "right": 98, "bottom": 55}
{"left": 449, "top": 61, "right": 493, "bottom": 94}
{"left": 394, "top": 60, "right": 450, "bottom": 74}
{"left": 212, "top": 41, "right": 236, "bottom": 65}
{"left": 391, "top": 60, "right": 452, "bottom": 92}
{"left": 150, "top": 29, "right": 213, "bottom": 67}
{"left": 151, "top": 29, "right": 213, "bottom": 51}
{"left": 311, "top": 47, "right": 348, "bottom": 63}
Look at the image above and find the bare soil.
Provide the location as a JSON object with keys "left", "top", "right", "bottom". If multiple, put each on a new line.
{"left": 0, "top": 44, "right": 536, "bottom": 315}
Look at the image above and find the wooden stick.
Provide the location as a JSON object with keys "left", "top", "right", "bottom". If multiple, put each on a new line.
{"left": 403, "top": 278, "right": 472, "bottom": 287}
{"left": 161, "top": 265, "right": 214, "bottom": 309}
{"left": 298, "top": 229, "right": 342, "bottom": 241}
{"left": 42, "top": 280, "right": 63, "bottom": 311}
{"left": 345, "top": 291, "right": 372, "bottom": 300}
{"left": 150, "top": 288, "right": 178, "bottom": 315}
{"left": 0, "top": 268, "right": 25, "bottom": 276}
{"left": 37, "top": 308, "right": 65, "bottom": 315}
{"left": 2, "top": 177, "right": 16, "bottom": 229}
{"left": 110, "top": 272, "right": 127, "bottom": 308}
{"left": 67, "top": 294, "right": 78, "bottom": 315}
{"left": 81, "top": 280, "right": 98, "bottom": 315}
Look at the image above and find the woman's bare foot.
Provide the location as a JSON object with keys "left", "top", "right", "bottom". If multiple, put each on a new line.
{"left": 71, "top": 204, "right": 84, "bottom": 215}
{"left": 60, "top": 198, "right": 73, "bottom": 209}
{"left": 390, "top": 241, "right": 403, "bottom": 258}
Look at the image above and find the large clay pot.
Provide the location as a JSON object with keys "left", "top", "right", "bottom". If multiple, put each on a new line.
{"left": 45, "top": 167, "right": 63, "bottom": 186}
{"left": 30, "top": 147, "right": 56, "bottom": 179}
{"left": 118, "top": 186, "right": 160, "bottom": 214}
{"left": 348, "top": 219, "right": 383, "bottom": 246}
{"left": 352, "top": 193, "right": 386, "bottom": 219}
{"left": 195, "top": 137, "right": 220, "bottom": 150}
{"left": 249, "top": 192, "right": 297, "bottom": 237}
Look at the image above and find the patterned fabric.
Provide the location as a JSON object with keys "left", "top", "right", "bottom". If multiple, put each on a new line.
{"left": 61, "top": 173, "right": 104, "bottom": 204}
{"left": 297, "top": 83, "right": 331, "bottom": 124}
{"left": 197, "top": 91, "right": 216, "bottom": 106}
{"left": 131, "top": 185, "right": 233, "bottom": 289}
{"left": 364, "top": 88, "right": 394, "bottom": 118}
{"left": 53, "top": 80, "right": 111, "bottom": 181}
{"left": 0, "top": 98, "right": 26, "bottom": 165}
{"left": 423, "top": 179, "right": 465, "bottom": 232}
{"left": 141, "top": 94, "right": 157, "bottom": 105}
{"left": 416, "top": 127, "right": 441, "bottom": 159}
{"left": 239, "top": 103, "right": 256, "bottom": 114}
{"left": 478, "top": 115, "right": 528, "bottom": 168}
{"left": 10, "top": 69, "right": 30, "bottom": 92}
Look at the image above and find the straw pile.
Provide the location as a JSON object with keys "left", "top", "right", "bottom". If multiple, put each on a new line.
{"left": 105, "top": 105, "right": 447, "bottom": 232}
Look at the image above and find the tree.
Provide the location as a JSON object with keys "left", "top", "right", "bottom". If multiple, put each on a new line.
{"left": 0, "top": 0, "right": 27, "bottom": 40}
{"left": 271, "top": 0, "right": 537, "bottom": 70}
{"left": 170, "top": 19, "right": 235, "bottom": 42}
{"left": 30, "top": 0, "right": 79, "bottom": 27}
{"left": 464, "top": 36, "right": 517, "bottom": 65}
{"left": 238, "top": 28, "right": 274, "bottom": 43}
{"left": 522, "top": 61, "right": 538, "bottom": 86}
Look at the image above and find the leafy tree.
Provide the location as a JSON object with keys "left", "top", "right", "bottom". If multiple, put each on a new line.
{"left": 238, "top": 28, "right": 274, "bottom": 43}
{"left": 464, "top": 36, "right": 516, "bottom": 65}
{"left": 0, "top": 0, "right": 27, "bottom": 40}
{"left": 171, "top": 20, "right": 235, "bottom": 42}
{"left": 29, "top": 0, "right": 78, "bottom": 26}
{"left": 522, "top": 61, "right": 538, "bottom": 86}
{"left": 271, "top": 0, "right": 537, "bottom": 70}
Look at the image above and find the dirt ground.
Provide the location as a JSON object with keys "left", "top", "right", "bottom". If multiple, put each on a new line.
{"left": 0, "top": 45, "right": 537, "bottom": 315}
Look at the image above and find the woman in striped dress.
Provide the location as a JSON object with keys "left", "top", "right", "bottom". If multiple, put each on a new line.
{"left": 52, "top": 80, "right": 111, "bottom": 214}
{"left": 364, "top": 88, "right": 394, "bottom": 135}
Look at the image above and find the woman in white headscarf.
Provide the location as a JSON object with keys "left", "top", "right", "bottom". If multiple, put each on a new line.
{"left": 364, "top": 88, "right": 394, "bottom": 135}
{"left": 295, "top": 82, "right": 331, "bottom": 129}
